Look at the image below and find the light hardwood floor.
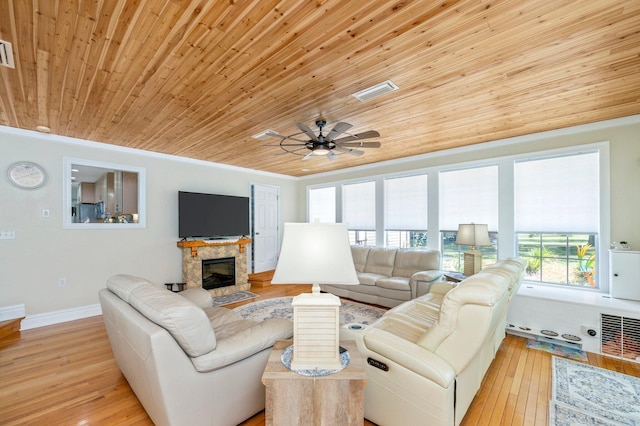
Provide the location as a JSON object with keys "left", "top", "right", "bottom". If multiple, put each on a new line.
{"left": 1, "top": 284, "right": 638, "bottom": 425}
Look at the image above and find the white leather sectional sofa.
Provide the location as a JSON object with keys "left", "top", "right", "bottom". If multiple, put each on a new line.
{"left": 341, "top": 258, "right": 526, "bottom": 426}
{"left": 320, "top": 246, "right": 443, "bottom": 308}
{"left": 99, "top": 274, "right": 293, "bottom": 426}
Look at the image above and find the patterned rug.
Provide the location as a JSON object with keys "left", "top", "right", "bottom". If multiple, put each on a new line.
{"left": 234, "top": 296, "right": 386, "bottom": 326}
{"left": 526, "top": 338, "right": 588, "bottom": 362}
{"left": 211, "top": 291, "right": 258, "bottom": 307}
{"left": 550, "top": 356, "right": 640, "bottom": 425}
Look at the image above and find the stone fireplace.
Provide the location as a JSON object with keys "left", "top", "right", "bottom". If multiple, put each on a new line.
{"left": 177, "top": 239, "right": 251, "bottom": 297}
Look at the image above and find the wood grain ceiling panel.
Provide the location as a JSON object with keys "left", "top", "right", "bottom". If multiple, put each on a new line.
{"left": 0, "top": 0, "right": 639, "bottom": 176}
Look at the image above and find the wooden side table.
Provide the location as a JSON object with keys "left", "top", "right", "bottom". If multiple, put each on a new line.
{"left": 262, "top": 339, "right": 367, "bottom": 426}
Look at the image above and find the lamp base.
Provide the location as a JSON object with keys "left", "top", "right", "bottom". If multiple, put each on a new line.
{"left": 290, "top": 291, "right": 342, "bottom": 371}
{"left": 463, "top": 251, "right": 483, "bottom": 276}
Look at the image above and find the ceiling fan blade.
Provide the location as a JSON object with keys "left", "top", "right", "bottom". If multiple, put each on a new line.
{"left": 326, "top": 122, "right": 353, "bottom": 142}
{"left": 296, "top": 123, "right": 318, "bottom": 141}
{"left": 337, "top": 141, "right": 381, "bottom": 148}
{"left": 301, "top": 151, "right": 314, "bottom": 161}
{"left": 332, "top": 130, "right": 380, "bottom": 144}
{"left": 334, "top": 147, "right": 364, "bottom": 156}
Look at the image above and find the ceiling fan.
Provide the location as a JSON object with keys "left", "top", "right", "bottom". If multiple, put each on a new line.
{"left": 264, "top": 120, "right": 381, "bottom": 161}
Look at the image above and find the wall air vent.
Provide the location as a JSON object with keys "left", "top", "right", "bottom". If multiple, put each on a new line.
{"left": 0, "top": 40, "right": 15, "bottom": 68}
{"left": 601, "top": 313, "right": 640, "bottom": 363}
{"left": 252, "top": 130, "right": 277, "bottom": 140}
{"left": 352, "top": 80, "right": 399, "bottom": 102}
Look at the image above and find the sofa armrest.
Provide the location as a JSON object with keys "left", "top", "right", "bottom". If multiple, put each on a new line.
{"left": 411, "top": 270, "right": 444, "bottom": 298}
{"left": 190, "top": 319, "right": 292, "bottom": 372}
{"left": 363, "top": 328, "right": 455, "bottom": 388}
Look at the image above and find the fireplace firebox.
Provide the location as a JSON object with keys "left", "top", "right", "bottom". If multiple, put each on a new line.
{"left": 202, "top": 257, "right": 236, "bottom": 290}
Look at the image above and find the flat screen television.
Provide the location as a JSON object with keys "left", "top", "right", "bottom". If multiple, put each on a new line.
{"left": 178, "top": 191, "right": 250, "bottom": 239}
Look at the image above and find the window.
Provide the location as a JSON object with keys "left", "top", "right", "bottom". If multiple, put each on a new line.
{"left": 384, "top": 174, "right": 428, "bottom": 248}
{"left": 439, "top": 166, "right": 499, "bottom": 272}
{"left": 514, "top": 152, "right": 599, "bottom": 287}
{"left": 308, "top": 186, "right": 336, "bottom": 223}
{"left": 343, "top": 181, "right": 376, "bottom": 245}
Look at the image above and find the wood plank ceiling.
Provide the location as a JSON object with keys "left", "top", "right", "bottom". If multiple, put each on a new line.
{"left": 1, "top": 0, "right": 639, "bottom": 177}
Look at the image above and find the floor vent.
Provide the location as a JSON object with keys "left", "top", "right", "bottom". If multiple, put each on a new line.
{"left": 601, "top": 313, "right": 640, "bottom": 362}
{"left": 0, "top": 40, "right": 15, "bottom": 68}
{"left": 352, "top": 80, "right": 399, "bottom": 102}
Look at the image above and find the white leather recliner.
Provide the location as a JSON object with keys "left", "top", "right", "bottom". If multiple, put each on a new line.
{"left": 341, "top": 258, "right": 526, "bottom": 426}
{"left": 99, "top": 274, "right": 293, "bottom": 426}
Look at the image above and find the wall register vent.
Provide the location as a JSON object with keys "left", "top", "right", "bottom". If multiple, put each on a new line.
{"left": 0, "top": 40, "right": 15, "bottom": 68}
{"left": 601, "top": 313, "right": 640, "bottom": 363}
{"left": 352, "top": 80, "right": 399, "bottom": 102}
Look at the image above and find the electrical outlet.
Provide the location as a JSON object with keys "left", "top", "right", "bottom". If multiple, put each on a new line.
{"left": 42, "top": 209, "right": 50, "bottom": 218}
{"left": 0, "top": 230, "right": 16, "bottom": 239}
{"left": 58, "top": 277, "right": 66, "bottom": 287}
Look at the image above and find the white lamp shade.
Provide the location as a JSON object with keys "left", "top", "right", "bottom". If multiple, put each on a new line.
{"left": 272, "top": 222, "right": 359, "bottom": 285}
{"left": 455, "top": 223, "right": 491, "bottom": 247}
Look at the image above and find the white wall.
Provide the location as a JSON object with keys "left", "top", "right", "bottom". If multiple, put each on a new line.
{"left": 0, "top": 127, "right": 299, "bottom": 322}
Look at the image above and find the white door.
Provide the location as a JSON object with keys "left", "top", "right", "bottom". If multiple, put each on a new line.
{"left": 251, "top": 184, "right": 279, "bottom": 273}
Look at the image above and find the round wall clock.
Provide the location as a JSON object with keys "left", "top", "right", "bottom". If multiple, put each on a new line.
{"left": 6, "top": 161, "right": 48, "bottom": 189}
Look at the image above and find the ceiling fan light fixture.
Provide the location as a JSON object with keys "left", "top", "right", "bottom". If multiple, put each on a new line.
{"left": 312, "top": 146, "right": 330, "bottom": 155}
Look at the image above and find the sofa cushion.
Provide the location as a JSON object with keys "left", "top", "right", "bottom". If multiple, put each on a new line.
{"left": 364, "top": 248, "right": 397, "bottom": 276}
{"left": 416, "top": 273, "right": 508, "bottom": 353}
{"left": 393, "top": 249, "right": 441, "bottom": 278}
{"left": 351, "top": 245, "right": 371, "bottom": 273}
{"left": 376, "top": 276, "right": 411, "bottom": 291}
{"left": 128, "top": 283, "right": 218, "bottom": 358}
{"left": 180, "top": 287, "right": 213, "bottom": 309}
{"left": 191, "top": 319, "right": 293, "bottom": 372}
{"left": 358, "top": 272, "right": 388, "bottom": 286}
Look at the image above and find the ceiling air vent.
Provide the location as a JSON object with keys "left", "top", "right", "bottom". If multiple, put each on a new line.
{"left": 252, "top": 130, "right": 277, "bottom": 140}
{"left": 352, "top": 80, "right": 399, "bottom": 102}
{"left": 0, "top": 40, "right": 15, "bottom": 68}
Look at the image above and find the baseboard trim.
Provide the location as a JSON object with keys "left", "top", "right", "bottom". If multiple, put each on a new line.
{"left": 21, "top": 304, "right": 103, "bottom": 330}
{"left": 0, "top": 304, "right": 26, "bottom": 321}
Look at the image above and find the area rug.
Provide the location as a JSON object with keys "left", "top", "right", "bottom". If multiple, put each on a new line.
{"left": 550, "top": 356, "right": 640, "bottom": 425}
{"left": 526, "top": 338, "right": 589, "bottom": 362}
{"left": 234, "top": 296, "right": 386, "bottom": 326}
{"left": 211, "top": 291, "right": 258, "bottom": 307}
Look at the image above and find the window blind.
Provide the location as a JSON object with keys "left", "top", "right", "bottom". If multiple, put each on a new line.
{"left": 514, "top": 152, "right": 599, "bottom": 233}
{"left": 439, "top": 165, "right": 499, "bottom": 231}
{"left": 343, "top": 181, "right": 375, "bottom": 230}
{"left": 384, "top": 174, "right": 428, "bottom": 230}
{"left": 308, "top": 187, "right": 336, "bottom": 223}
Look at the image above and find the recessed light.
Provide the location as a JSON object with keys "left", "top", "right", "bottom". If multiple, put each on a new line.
{"left": 301, "top": 168, "right": 310, "bottom": 172}
{"left": 36, "top": 125, "right": 51, "bottom": 133}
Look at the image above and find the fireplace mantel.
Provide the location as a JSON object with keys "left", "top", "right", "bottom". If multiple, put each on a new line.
{"left": 177, "top": 238, "right": 252, "bottom": 258}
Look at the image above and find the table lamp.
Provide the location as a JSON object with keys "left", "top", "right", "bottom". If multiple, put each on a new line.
{"left": 271, "top": 222, "right": 358, "bottom": 371}
{"left": 455, "top": 223, "right": 491, "bottom": 276}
